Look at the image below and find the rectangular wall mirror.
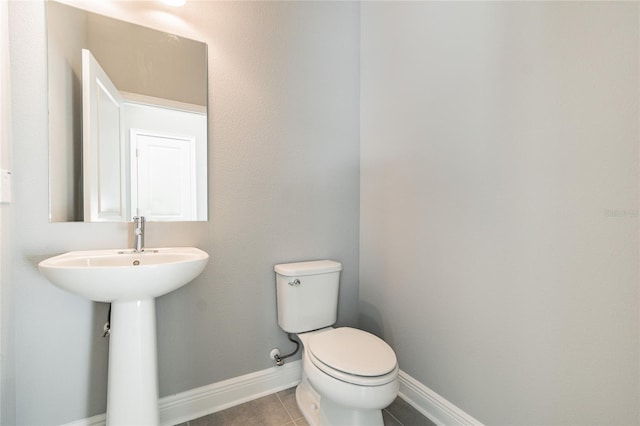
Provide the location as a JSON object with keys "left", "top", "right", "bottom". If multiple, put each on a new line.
{"left": 47, "top": 0, "right": 208, "bottom": 222}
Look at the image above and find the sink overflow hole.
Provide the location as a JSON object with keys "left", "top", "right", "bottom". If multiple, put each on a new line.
{"left": 133, "top": 260, "right": 140, "bottom": 266}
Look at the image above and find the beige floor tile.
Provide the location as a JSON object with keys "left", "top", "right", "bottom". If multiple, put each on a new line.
{"left": 383, "top": 409, "right": 403, "bottom": 426}
{"left": 189, "top": 394, "right": 292, "bottom": 426}
{"left": 181, "top": 387, "right": 434, "bottom": 426}
{"left": 277, "top": 386, "right": 304, "bottom": 421}
{"left": 293, "top": 416, "right": 310, "bottom": 426}
{"left": 384, "top": 397, "right": 436, "bottom": 426}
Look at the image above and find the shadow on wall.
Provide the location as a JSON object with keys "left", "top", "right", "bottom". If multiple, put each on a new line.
{"left": 358, "top": 301, "right": 387, "bottom": 341}
{"left": 87, "top": 302, "right": 110, "bottom": 416}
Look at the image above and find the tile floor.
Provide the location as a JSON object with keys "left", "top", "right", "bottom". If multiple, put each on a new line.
{"left": 180, "top": 386, "right": 436, "bottom": 426}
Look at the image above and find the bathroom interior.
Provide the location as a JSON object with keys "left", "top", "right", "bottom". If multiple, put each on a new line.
{"left": 0, "top": 0, "right": 638, "bottom": 425}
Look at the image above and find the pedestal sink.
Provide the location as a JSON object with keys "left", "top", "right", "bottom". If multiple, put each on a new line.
{"left": 38, "top": 247, "right": 209, "bottom": 425}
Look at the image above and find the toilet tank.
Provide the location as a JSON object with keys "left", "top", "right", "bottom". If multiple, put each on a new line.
{"left": 274, "top": 260, "right": 342, "bottom": 333}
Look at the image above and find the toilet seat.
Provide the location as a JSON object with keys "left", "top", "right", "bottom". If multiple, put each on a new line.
{"left": 308, "top": 327, "right": 398, "bottom": 386}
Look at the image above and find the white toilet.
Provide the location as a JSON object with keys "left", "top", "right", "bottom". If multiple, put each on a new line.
{"left": 275, "top": 260, "right": 399, "bottom": 426}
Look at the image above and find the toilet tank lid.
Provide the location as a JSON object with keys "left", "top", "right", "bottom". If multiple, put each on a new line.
{"left": 274, "top": 260, "right": 342, "bottom": 276}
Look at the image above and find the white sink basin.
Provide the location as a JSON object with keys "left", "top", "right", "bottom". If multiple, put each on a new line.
{"left": 38, "top": 246, "right": 209, "bottom": 424}
{"left": 38, "top": 247, "right": 209, "bottom": 302}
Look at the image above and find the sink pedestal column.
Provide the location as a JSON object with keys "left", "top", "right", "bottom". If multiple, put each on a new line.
{"left": 107, "top": 299, "right": 160, "bottom": 425}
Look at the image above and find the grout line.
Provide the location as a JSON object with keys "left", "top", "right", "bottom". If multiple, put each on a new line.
{"left": 384, "top": 407, "right": 405, "bottom": 426}
{"left": 275, "top": 390, "right": 297, "bottom": 424}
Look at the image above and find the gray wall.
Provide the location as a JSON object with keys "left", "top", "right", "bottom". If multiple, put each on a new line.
{"left": 8, "top": 1, "right": 360, "bottom": 424}
{"left": 360, "top": 2, "right": 639, "bottom": 425}
{"left": 0, "top": 1, "right": 14, "bottom": 423}
{"left": 7, "top": 1, "right": 640, "bottom": 425}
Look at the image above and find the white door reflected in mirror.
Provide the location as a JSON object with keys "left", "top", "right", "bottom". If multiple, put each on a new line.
{"left": 131, "top": 129, "right": 197, "bottom": 221}
{"left": 82, "top": 49, "right": 126, "bottom": 222}
{"left": 82, "top": 49, "right": 207, "bottom": 222}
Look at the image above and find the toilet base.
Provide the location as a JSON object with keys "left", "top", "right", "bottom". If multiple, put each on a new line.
{"left": 296, "top": 375, "right": 321, "bottom": 426}
{"left": 295, "top": 373, "right": 384, "bottom": 426}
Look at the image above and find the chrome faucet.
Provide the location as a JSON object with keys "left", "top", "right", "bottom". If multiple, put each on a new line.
{"left": 133, "top": 216, "right": 146, "bottom": 252}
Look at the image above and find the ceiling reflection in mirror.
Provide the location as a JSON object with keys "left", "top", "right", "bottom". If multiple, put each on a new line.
{"left": 47, "top": 1, "right": 208, "bottom": 222}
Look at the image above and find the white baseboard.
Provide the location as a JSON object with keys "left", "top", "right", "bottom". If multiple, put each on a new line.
{"left": 160, "top": 360, "right": 302, "bottom": 425}
{"left": 65, "top": 362, "right": 480, "bottom": 426}
{"left": 398, "top": 370, "right": 483, "bottom": 426}
{"left": 63, "top": 360, "right": 302, "bottom": 426}
{"left": 63, "top": 414, "right": 106, "bottom": 426}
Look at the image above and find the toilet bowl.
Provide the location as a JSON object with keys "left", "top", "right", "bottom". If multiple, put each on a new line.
{"left": 274, "top": 260, "right": 399, "bottom": 426}
{"left": 295, "top": 327, "right": 399, "bottom": 426}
